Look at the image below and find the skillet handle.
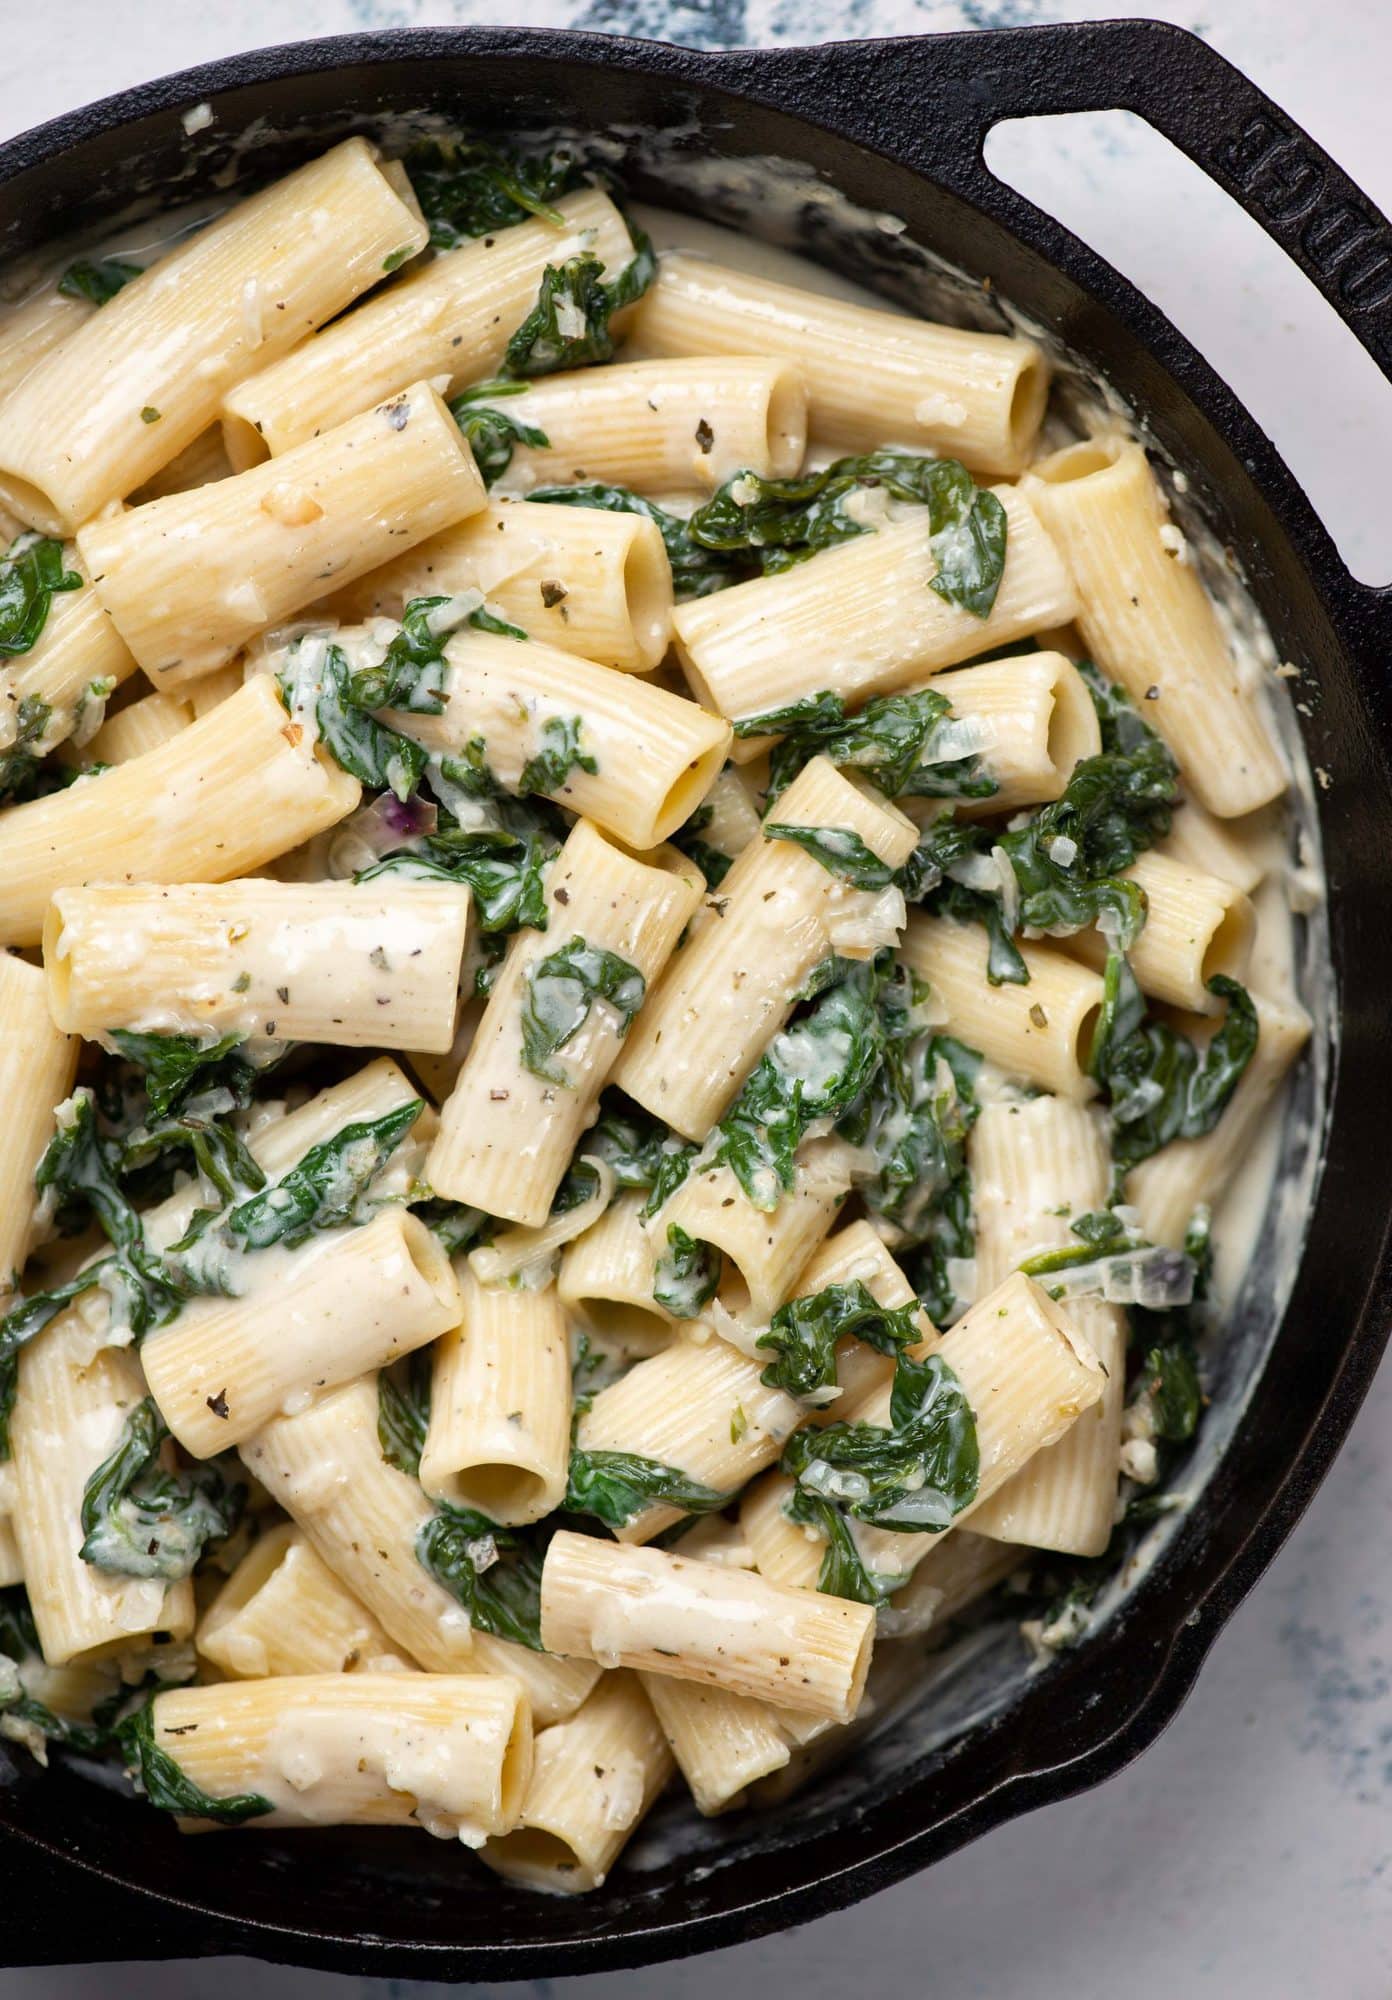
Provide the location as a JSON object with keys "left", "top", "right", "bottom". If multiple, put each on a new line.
{"left": 721, "top": 19, "right": 1392, "bottom": 388}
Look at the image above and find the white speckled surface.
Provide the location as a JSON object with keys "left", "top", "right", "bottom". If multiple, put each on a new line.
{"left": 1, "top": 3, "right": 1389, "bottom": 1995}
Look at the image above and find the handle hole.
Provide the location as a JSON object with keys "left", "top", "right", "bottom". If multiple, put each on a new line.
{"left": 985, "top": 110, "right": 1391, "bottom": 586}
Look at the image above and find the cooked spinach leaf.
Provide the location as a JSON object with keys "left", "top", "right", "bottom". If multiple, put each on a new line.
{"left": 688, "top": 451, "right": 1007, "bottom": 616}
{"left": 360, "top": 796, "right": 561, "bottom": 938}
{"left": 343, "top": 595, "right": 454, "bottom": 713}
{"left": 416, "top": 1507, "right": 547, "bottom": 1651}
{"left": 782, "top": 1347, "right": 979, "bottom": 1542}
{"left": 107, "top": 1030, "right": 254, "bottom": 1123}
{"left": 57, "top": 256, "right": 143, "bottom": 305}
{"left": 764, "top": 685, "right": 998, "bottom": 807}
{"left": 520, "top": 937, "right": 645, "bottom": 1086}
{"left": 278, "top": 641, "right": 427, "bottom": 803}
{"left": 652, "top": 1223, "right": 720, "bottom": 1319}
{"left": 116, "top": 1698, "right": 272, "bottom": 1824}
{"left": 671, "top": 802, "right": 734, "bottom": 887}
{"left": 449, "top": 379, "right": 550, "bottom": 485}
{"left": 757, "top": 1279, "right": 923, "bottom": 1404}
{"left": 763, "top": 820, "right": 896, "bottom": 890}
{"left": 0, "top": 534, "right": 81, "bottom": 659}
{"left": 377, "top": 1350, "right": 433, "bottom": 1478}
{"left": 713, "top": 955, "right": 889, "bottom": 1211}
{"left": 79, "top": 1397, "right": 242, "bottom": 1582}
{"left": 562, "top": 1448, "right": 733, "bottom": 1530}
{"left": 406, "top": 137, "right": 577, "bottom": 248}
{"left": 1090, "top": 954, "right": 1258, "bottom": 1176}
{"left": 517, "top": 713, "right": 597, "bottom": 798}
{"left": 502, "top": 224, "right": 656, "bottom": 378}
{"left": 217, "top": 1100, "right": 423, "bottom": 1254}
{"left": 0, "top": 694, "right": 55, "bottom": 803}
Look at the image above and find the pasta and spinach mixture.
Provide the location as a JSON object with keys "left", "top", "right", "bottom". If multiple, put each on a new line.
{"left": 0, "top": 129, "right": 1309, "bottom": 1885}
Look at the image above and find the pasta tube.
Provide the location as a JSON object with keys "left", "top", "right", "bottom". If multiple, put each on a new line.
{"left": 197, "top": 1524, "right": 415, "bottom": 1678}
{"left": 1064, "top": 850, "right": 1255, "bottom": 1013}
{"left": 558, "top": 1191, "right": 675, "bottom": 1355}
{"left": 241, "top": 1377, "right": 478, "bottom": 1672}
{"left": 77, "top": 690, "right": 194, "bottom": 767}
{"left": 427, "top": 820, "right": 702, "bottom": 1225}
{"left": 143, "top": 1207, "right": 462, "bottom": 1455}
{"left": 0, "top": 675, "right": 360, "bottom": 948}
{"left": 481, "top": 1671, "right": 672, "bottom": 1892}
{"left": 1024, "top": 439, "right": 1286, "bottom": 816}
{"left": 902, "top": 913, "right": 1105, "bottom": 1099}
{"left": 654, "top": 1135, "right": 857, "bottom": 1320}
{"left": 631, "top": 252, "right": 1048, "bottom": 475}
{"left": 0, "top": 139, "right": 428, "bottom": 531}
{"left": 575, "top": 1327, "right": 804, "bottom": 1545}
{"left": 615, "top": 756, "right": 918, "bottom": 1137}
{"left": 0, "top": 288, "right": 92, "bottom": 404}
{"left": 221, "top": 189, "right": 636, "bottom": 463}
{"left": 9, "top": 1316, "right": 195, "bottom": 1665}
{"left": 325, "top": 498, "right": 673, "bottom": 674}
{"left": 493, "top": 357, "right": 807, "bottom": 492}
{"left": 673, "top": 490, "right": 1077, "bottom": 731}
{"left": 145, "top": 1673, "right": 531, "bottom": 1841}
{"left": 539, "top": 1531, "right": 877, "bottom": 1722}
{"left": 1, "top": 558, "right": 137, "bottom": 769}
{"left": 924, "top": 651, "right": 1101, "bottom": 813}
{"left": 420, "top": 1264, "right": 571, "bottom": 1524}
{"left": 966, "top": 1096, "right": 1126, "bottom": 1556}
{"left": 639, "top": 1672, "right": 790, "bottom": 1815}
{"left": 78, "top": 383, "right": 485, "bottom": 686}
{"left": 1127, "top": 992, "right": 1311, "bottom": 1246}
{"left": 0, "top": 953, "right": 78, "bottom": 1292}
{"left": 46, "top": 878, "right": 470, "bottom": 1055}
{"left": 391, "top": 628, "right": 730, "bottom": 848}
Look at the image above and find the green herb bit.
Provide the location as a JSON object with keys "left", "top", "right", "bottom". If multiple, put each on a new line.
{"left": 520, "top": 937, "right": 645, "bottom": 1086}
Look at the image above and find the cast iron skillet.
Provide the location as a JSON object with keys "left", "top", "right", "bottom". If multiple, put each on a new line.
{"left": 1, "top": 18, "right": 1390, "bottom": 1978}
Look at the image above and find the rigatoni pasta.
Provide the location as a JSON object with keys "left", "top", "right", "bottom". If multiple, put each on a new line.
{"left": 0, "top": 115, "right": 1314, "bottom": 1898}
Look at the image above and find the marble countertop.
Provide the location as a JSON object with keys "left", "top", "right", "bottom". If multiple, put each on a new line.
{"left": 1, "top": 3, "right": 1388, "bottom": 1997}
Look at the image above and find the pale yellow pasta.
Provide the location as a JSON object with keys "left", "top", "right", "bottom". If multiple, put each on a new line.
{"left": 324, "top": 498, "right": 673, "bottom": 674}
{"left": 390, "top": 628, "right": 730, "bottom": 849}
{"left": 142, "top": 1206, "right": 462, "bottom": 1456}
{"left": 147, "top": 1673, "right": 531, "bottom": 1840}
{"left": 427, "top": 820, "right": 701, "bottom": 1225}
{"left": 631, "top": 252, "right": 1048, "bottom": 475}
{"left": 1064, "top": 850, "right": 1254, "bottom": 1013}
{"left": 420, "top": 1264, "right": 571, "bottom": 1524}
{"left": 46, "top": 878, "right": 470, "bottom": 1054}
{"left": 558, "top": 1191, "right": 674, "bottom": 1355}
{"left": 615, "top": 756, "right": 918, "bottom": 1137}
{"left": 480, "top": 1671, "right": 672, "bottom": 1893}
{"left": 902, "top": 913, "right": 1105, "bottom": 1099}
{"left": 467, "top": 1636, "right": 603, "bottom": 1730}
{"left": 884, "top": 1528, "right": 1020, "bottom": 1632}
{"left": 493, "top": 356, "right": 806, "bottom": 492}
{"left": 9, "top": 1316, "right": 195, "bottom": 1665}
{"left": 1024, "top": 439, "right": 1287, "bottom": 816}
{"left": 1162, "top": 790, "right": 1266, "bottom": 894}
{"left": 0, "top": 953, "right": 77, "bottom": 1290}
{"left": 923, "top": 652, "right": 1101, "bottom": 814}
{"left": 0, "top": 675, "right": 360, "bottom": 947}
{"left": 672, "top": 491, "right": 1077, "bottom": 733}
{"left": 241, "top": 1377, "right": 478, "bottom": 1672}
{"left": 0, "top": 139, "right": 427, "bottom": 532}
{"left": 1127, "top": 992, "right": 1311, "bottom": 1246}
{"left": 186, "top": 665, "right": 245, "bottom": 718}
{"left": 966, "top": 1097, "right": 1126, "bottom": 1556}
{"left": 0, "top": 288, "right": 92, "bottom": 403}
{"left": 221, "top": 189, "right": 636, "bottom": 463}
{"left": 639, "top": 1671, "right": 790, "bottom": 1815}
{"left": 197, "top": 1524, "right": 416, "bottom": 1679}
{"left": 77, "top": 690, "right": 194, "bottom": 766}
{"left": 540, "top": 1531, "right": 876, "bottom": 1722}
{"left": 78, "top": 383, "right": 486, "bottom": 687}
{"left": 653, "top": 1134, "right": 857, "bottom": 1320}
{"left": 575, "top": 1329, "right": 804, "bottom": 1544}
{"left": 1, "top": 557, "right": 137, "bottom": 767}
{"left": 133, "top": 426, "right": 235, "bottom": 504}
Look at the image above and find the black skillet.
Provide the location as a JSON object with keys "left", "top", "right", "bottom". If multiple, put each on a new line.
{"left": 0, "top": 18, "right": 1389, "bottom": 1978}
